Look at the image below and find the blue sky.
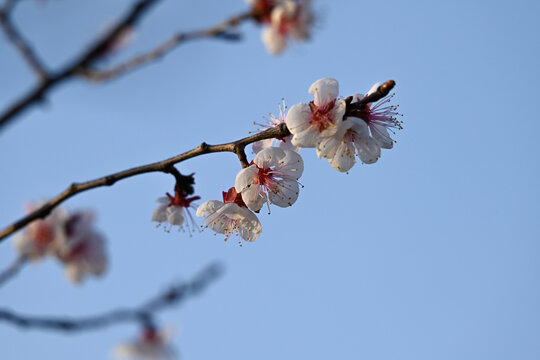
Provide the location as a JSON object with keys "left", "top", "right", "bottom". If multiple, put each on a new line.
{"left": 1, "top": 0, "right": 539, "bottom": 359}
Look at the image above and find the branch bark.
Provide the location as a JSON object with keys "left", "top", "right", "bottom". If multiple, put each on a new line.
{"left": 0, "top": 0, "right": 48, "bottom": 80}
{"left": 77, "top": 12, "right": 251, "bottom": 82}
{"left": 0, "top": 80, "right": 395, "bottom": 243}
{"left": 0, "top": 0, "right": 162, "bottom": 132}
{"left": 0, "top": 262, "right": 222, "bottom": 332}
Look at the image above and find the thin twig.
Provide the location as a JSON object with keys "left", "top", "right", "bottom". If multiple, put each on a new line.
{"left": 0, "top": 0, "right": 48, "bottom": 80}
{"left": 0, "top": 0, "right": 162, "bottom": 132}
{"left": 77, "top": 12, "right": 251, "bottom": 82}
{"left": 0, "top": 256, "right": 27, "bottom": 288}
{"left": 0, "top": 81, "right": 395, "bottom": 242}
{"left": 0, "top": 262, "right": 223, "bottom": 332}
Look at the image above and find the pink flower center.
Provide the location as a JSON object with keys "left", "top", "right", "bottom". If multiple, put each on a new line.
{"left": 222, "top": 187, "right": 247, "bottom": 208}
{"left": 166, "top": 191, "right": 200, "bottom": 208}
{"left": 64, "top": 241, "right": 88, "bottom": 261}
{"left": 255, "top": 166, "right": 277, "bottom": 191}
{"left": 355, "top": 96, "right": 402, "bottom": 130}
{"left": 33, "top": 221, "right": 54, "bottom": 248}
{"left": 309, "top": 99, "right": 337, "bottom": 132}
{"left": 142, "top": 328, "right": 162, "bottom": 344}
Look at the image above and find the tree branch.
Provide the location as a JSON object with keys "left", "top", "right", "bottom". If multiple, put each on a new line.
{"left": 0, "top": 0, "right": 162, "bottom": 132}
{"left": 77, "top": 11, "right": 251, "bottom": 82}
{"left": 0, "top": 123, "right": 290, "bottom": 242}
{"left": 0, "top": 256, "right": 26, "bottom": 288}
{"left": 0, "top": 0, "right": 48, "bottom": 80}
{"left": 0, "top": 262, "right": 223, "bottom": 332}
{"left": 0, "top": 81, "right": 395, "bottom": 242}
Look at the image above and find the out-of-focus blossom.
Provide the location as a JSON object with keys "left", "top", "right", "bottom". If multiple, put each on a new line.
{"left": 196, "top": 187, "right": 262, "bottom": 244}
{"left": 252, "top": 100, "right": 300, "bottom": 154}
{"left": 262, "top": 0, "right": 313, "bottom": 55}
{"left": 13, "top": 202, "right": 68, "bottom": 261}
{"left": 151, "top": 191, "right": 200, "bottom": 233}
{"left": 286, "top": 78, "right": 347, "bottom": 148}
{"left": 235, "top": 147, "right": 304, "bottom": 212}
{"left": 114, "top": 326, "right": 176, "bottom": 360}
{"left": 56, "top": 211, "right": 107, "bottom": 284}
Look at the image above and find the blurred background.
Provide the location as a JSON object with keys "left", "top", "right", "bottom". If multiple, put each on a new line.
{"left": 1, "top": 0, "right": 539, "bottom": 359}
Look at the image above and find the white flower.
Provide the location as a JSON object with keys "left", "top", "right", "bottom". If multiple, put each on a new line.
{"left": 196, "top": 187, "right": 262, "bottom": 244}
{"left": 56, "top": 211, "right": 107, "bottom": 284}
{"left": 151, "top": 191, "right": 200, "bottom": 233}
{"left": 252, "top": 100, "right": 300, "bottom": 154}
{"left": 235, "top": 147, "right": 304, "bottom": 212}
{"left": 114, "top": 327, "right": 176, "bottom": 360}
{"left": 262, "top": 0, "right": 313, "bottom": 55}
{"left": 350, "top": 83, "right": 402, "bottom": 149}
{"left": 285, "top": 78, "right": 347, "bottom": 148}
{"left": 13, "top": 202, "right": 68, "bottom": 261}
{"left": 316, "top": 116, "right": 381, "bottom": 172}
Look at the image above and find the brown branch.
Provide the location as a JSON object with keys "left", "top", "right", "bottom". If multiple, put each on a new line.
{"left": 77, "top": 12, "right": 252, "bottom": 82}
{"left": 0, "top": 0, "right": 48, "bottom": 80}
{"left": 0, "top": 81, "right": 396, "bottom": 242}
{"left": 0, "top": 123, "right": 290, "bottom": 242}
{"left": 0, "top": 0, "right": 162, "bottom": 132}
{"left": 0, "top": 262, "right": 223, "bottom": 332}
{"left": 0, "top": 256, "right": 26, "bottom": 288}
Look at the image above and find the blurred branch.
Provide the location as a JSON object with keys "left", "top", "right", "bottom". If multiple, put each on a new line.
{"left": 0, "top": 81, "right": 395, "bottom": 242}
{"left": 77, "top": 11, "right": 251, "bottom": 82}
{"left": 0, "top": 0, "right": 162, "bottom": 132}
{"left": 0, "top": 256, "right": 26, "bottom": 288}
{"left": 0, "top": 0, "right": 48, "bottom": 80}
{"left": 0, "top": 262, "right": 223, "bottom": 332}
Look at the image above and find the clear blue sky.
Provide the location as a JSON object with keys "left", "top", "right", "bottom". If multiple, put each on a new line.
{"left": 1, "top": 0, "right": 539, "bottom": 359}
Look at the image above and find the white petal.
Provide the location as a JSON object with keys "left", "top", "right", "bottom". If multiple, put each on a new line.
{"left": 278, "top": 136, "right": 300, "bottom": 152}
{"left": 241, "top": 185, "right": 267, "bottom": 212}
{"left": 355, "top": 136, "right": 381, "bottom": 164}
{"left": 252, "top": 138, "right": 274, "bottom": 154}
{"left": 235, "top": 165, "right": 258, "bottom": 194}
{"left": 366, "top": 82, "right": 381, "bottom": 96}
{"left": 349, "top": 117, "right": 370, "bottom": 138}
{"left": 262, "top": 27, "right": 287, "bottom": 55}
{"left": 308, "top": 78, "right": 339, "bottom": 106}
{"left": 151, "top": 204, "right": 168, "bottom": 222}
{"left": 277, "top": 149, "right": 304, "bottom": 179}
{"left": 329, "top": 141, "right": 356, "bottom": 172}
{"left": 270, "top": 179, "right": 300, "bottom": 207}
{"left": 166, "top": 206, "right": 184, "bottom": 226}
{"left": 370, "top": 123, "right": 394, "bottom": 149}
{"left": 317, "top": 120, "right": 354, "bottom": 159}
{"left": 350, "top": 93, "right": 364, "bottom": 104}
{"left": 285, "top": 102, "right": 311, "bottom": 134}
{"left": 253, "top": 147, "right": 286, "bottom": 169}
{"left": 196, "top": 200, "right": 224, "bottom": 218}
{"left": 66, "top": 263, "right": 84, "bottom": 284}
{"left": 291, "top": 127, "right": 319, "bottom": 148}
{"left": 219, "top": 204, "right": 262, "bottom": 242}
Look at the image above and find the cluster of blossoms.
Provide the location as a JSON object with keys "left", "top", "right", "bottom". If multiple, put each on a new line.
{"left": 114, "top": 326, "right": 176, "bottom": 360}
{"left": 152, "top": 77, "right": 400, "bottom": 244}
{"left": 152, "top": 146, "right": 304, "bottom": 246}
{"left": 247, "top": 0, "right": 314, "bottom": 55}
{"left": 286, "top": 78, "right": 402, "bottom": 172}
{"left": 14, "top": 202, "right": 107, "bottom": 284}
